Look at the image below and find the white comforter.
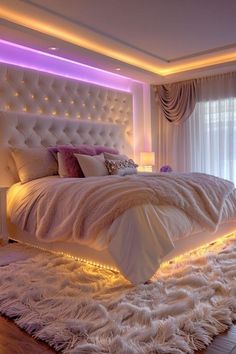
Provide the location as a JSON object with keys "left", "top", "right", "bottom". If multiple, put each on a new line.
{"left": 7, "top": 173, "right": 236, "bottom": 284}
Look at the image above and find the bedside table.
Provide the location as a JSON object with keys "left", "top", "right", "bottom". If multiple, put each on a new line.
{"left": 0, "top": 187, "right": 9, "bottom": 244}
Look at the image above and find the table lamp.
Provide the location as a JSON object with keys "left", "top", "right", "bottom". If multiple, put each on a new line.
{"left": 140, "top": 152, "right": 155, "bottom": 172}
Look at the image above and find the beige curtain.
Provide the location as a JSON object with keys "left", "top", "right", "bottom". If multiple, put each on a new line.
{"left": 155, "top": 79, "right": 198, "bottom": 123}
{"left": 153, "top": 72, "right": 236, "bottom": 180}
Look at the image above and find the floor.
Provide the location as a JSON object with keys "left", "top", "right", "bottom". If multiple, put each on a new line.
{"left": 0, "top": 315, "right": 236, "bottom": 354}
{"left": 0, "top": 316, "right": 57, "bottom": 354}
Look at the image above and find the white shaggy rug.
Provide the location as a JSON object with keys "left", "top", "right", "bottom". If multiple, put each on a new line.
{"left": 1, "top": 235, "right": 236, "bottom": 354}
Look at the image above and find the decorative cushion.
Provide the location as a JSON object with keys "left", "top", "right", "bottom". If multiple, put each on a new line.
{"left": 48, "top": 145, "right": 97, "bottom": 177}
{"left": 11, "top": 147, "right": 58, "bottom": 183}
{"left": 105, "top": 159, "right": 138, "bottom": 176}
{"left": 74, "top": 153, "right": 108, "bottom": 177}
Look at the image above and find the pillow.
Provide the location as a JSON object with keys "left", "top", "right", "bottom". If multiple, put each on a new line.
{"left": 105, "top": 159, "right": 138, "bottom": 176}
{"left": 48, "top": 145, "right": 97, "bottom": 177}
{"left": 11, "top": 147, "right": 58, "bottom": 183}
{"left": 94, "top": 146, "right": 119, "bottom": 155}
{"left": 74, "top": 153, "right": 108, "bottom": 177}
{"left": 103, "top": 152, "right": 128, "bottom": 161}
{"left": 57, "top": 152, "right": 70, "bottom": 178}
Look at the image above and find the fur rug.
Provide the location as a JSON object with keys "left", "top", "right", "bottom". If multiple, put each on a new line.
{"left": 1, "top": 235, "right": 236, "bottom": 354}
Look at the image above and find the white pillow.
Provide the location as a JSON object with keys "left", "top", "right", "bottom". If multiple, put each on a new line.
{"left": 11, "top": 147, "right": 58, "bottom": 183}
{"left": 74, "top": 153, "right": 108, "bottom": 177}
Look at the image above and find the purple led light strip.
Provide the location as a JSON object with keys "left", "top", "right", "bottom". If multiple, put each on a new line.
{"left": 0, "top": 39, "right": 138, "bottom": 91}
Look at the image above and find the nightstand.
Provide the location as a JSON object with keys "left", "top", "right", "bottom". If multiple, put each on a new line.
{"left": 0, "top": 187, "right": 9, "bottom": 244}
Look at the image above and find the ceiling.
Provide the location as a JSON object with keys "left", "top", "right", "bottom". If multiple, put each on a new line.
{"left": 1, "top": 0, "right": 236, "bottom": 83}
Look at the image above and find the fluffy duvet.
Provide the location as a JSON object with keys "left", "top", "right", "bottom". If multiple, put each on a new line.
{"left": 8, "top": 172, "right": 234, "bottom": 246}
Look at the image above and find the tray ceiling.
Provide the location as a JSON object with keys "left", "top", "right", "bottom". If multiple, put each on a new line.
{"left": 1, "top": 0, "right": 236, "bottom": 83}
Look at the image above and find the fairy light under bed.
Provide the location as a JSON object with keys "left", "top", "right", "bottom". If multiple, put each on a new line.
{"left": 10, "top": 232, "right": 236, "bottom": 282}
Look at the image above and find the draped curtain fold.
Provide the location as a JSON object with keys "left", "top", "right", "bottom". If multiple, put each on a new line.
{"left": 154, "top": 72, "right": 236, "bottom": 185}
{"left": 155, "top": 79, "right": 198, "bottom": 123}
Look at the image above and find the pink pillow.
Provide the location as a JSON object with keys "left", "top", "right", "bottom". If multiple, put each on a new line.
{"left": 48, "top": 145, "right": 119, "bottom": 178}
{"left": 94, "top": 146, "right": 119, "bottom": 155}
{"left": 48, "top": 145, "right": 96, "bottom": 177}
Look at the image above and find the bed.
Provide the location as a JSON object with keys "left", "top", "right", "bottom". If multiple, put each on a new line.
{"left": 1, "top": 111, "right": 236, "bottom": 285}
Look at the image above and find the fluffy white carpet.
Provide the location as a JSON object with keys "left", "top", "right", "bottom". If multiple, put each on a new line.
{"left": 1, "top": 235, "right": 236, "bottom": 354}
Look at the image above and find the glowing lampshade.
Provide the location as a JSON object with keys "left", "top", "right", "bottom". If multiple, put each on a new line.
{"left": 140, "top": 152, "right": 155, "bottom": 172}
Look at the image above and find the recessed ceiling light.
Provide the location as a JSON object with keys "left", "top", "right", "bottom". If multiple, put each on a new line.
{"left": 48, "top": 46, "right": 58, "bottom": 51}
{"left": 115, "top": 67, "right": 121, "bottom": 71}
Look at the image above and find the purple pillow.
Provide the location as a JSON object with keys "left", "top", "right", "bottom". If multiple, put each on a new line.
{"left": 48, "top": 145, "right": 96, "bottom": 177}
{"left": 94, "top": 146, "right": 119, "bottom": 155}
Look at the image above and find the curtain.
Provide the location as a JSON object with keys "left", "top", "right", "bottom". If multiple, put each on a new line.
{"left": 156, "top": 72, "right": 236, "bottom": 184}
{"left": 155, "top": 79, "right": 198, "bottom": 123}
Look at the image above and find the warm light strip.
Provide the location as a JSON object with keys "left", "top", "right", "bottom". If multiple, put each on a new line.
{"left": 10, "top": 238, "right": 119, "bottom": 272}
{"left": 0, "top": 6, "right": 163, "bottom": 75}
{"left": 1, "top": 6, "right": 236, "bottom": 76}
{"left": 160, "top": 232, "right": 235, "bottom": 271}
{"left": 160, "top": 52, "right": 236, "bottom": 75}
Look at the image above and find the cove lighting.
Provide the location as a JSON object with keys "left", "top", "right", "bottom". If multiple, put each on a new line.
{"left": 0, "top": 39, "right": 137, "bottom": 92}
{"left": 1, "top": 5, "right": 236, "bottom": 76}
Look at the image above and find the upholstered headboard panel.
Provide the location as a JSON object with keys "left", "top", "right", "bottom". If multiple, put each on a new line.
{"left": 0, "top": 111, "right": 130, "bottom": 186}
{"left": 0, "top": 63, "right": 133, "bottom": 133}
{"left": 0, "top": 62, "right": 134, "bottom": 186}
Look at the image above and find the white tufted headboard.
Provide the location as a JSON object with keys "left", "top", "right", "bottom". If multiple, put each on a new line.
{"left": 0, "top": 62, "right": 134, "bottom": 186}
{"left": 0, "top": 63, "right": 133, "bottom": 132}
{"left": 0, "top": 111, "right": 131, "bottom": 186}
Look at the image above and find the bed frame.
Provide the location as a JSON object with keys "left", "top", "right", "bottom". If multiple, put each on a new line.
{"left": 1, "top": 110, "right": 236, "bottom": 274}
{"left": 0, "top": 61, "right": 236, "bottom": 277}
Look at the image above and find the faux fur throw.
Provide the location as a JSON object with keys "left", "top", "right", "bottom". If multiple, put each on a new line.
{"left": 8, "top": 173, "right": 234, "bottom": 245}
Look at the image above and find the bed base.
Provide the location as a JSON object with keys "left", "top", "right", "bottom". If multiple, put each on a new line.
{"left": 8, "top": 220, "right": 236, "bottom": 274}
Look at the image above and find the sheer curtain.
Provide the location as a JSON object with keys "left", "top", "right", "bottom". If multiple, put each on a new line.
{"left": 182, "top": 97, "right": 236, "bottom": 184}
{"left": 179, "top": 73, "right": 236, "bottom": 184}
{"left": 155, "top": 72, "right": 236, "bottom": 185}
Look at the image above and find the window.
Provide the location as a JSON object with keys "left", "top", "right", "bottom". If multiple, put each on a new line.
{"left": 183, "top": 97, "right": 236, "bottom": 185}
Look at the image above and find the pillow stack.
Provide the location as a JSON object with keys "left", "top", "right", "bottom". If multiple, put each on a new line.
{"left": 11, "top": 144, "right": 138, "bottom": 183}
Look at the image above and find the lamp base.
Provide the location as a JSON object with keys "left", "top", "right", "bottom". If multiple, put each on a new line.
{"left": 139, "top": 166, "right": 153, "bottom": 172}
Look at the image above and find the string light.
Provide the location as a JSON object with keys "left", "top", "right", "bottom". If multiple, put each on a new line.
{"left": 10, "top": 238, "right": 118, "bottom": 272}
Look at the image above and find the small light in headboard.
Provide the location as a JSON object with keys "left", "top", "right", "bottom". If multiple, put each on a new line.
{"left": 77, "top": 114, "right": 81, "bottom": 118}
{"left": 70, "top": 100, "right": 75, "bottom": 104}
{"left": 14, "top": 92, "right": 19, "bottom": 97}
{"left": 23, "top": 106, "right": 27, "bottom": 112}
{"left": 65, "top": 112, "right": 69, "bottom": 117}
{"left": 52, "top": 111, "right": 57, "bottom": 116}
{"left": 88, "top": 116, "right": 91, "bottom": 120}
{"left": 58, "top": 99, "right": 62, "bottom": 103}
{"left": 5, "top": 104, "right": 10, "bottom": 110}
{"left": 31, "top": 94, "right": 35, "bottom": 99}
{"left": 44, "top": 96, "right": 49, "bottom": 101}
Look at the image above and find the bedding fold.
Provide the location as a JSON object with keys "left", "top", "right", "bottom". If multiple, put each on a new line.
{"left": 7, "top": 173, "right": 234, "bottom": 247}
